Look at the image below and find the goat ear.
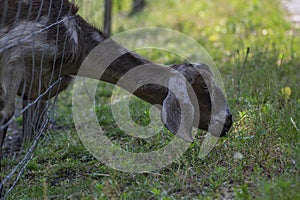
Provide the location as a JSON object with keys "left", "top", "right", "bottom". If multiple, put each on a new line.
{"left": 161, "top": 77, "right": 194, "bottom": 142}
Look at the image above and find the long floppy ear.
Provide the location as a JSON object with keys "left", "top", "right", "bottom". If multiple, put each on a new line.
{"left": 161, "top": 76, "right": 194, "bottom": 142}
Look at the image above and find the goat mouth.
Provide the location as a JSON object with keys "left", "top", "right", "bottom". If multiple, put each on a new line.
{"left": 220, "top": 121, "right": 232, "bottom": 136}
{"left": 220, "top": 125, "right": 230, "bottom": 136}
{"left": 208, "top": 118, "right": 232, "bottom": 137}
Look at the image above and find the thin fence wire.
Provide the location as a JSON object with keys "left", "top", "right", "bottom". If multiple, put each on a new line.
{"left": 0, "top": 78, "right": 66, "bottom": 196}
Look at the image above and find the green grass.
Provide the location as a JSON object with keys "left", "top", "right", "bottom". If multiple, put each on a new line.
{"left": 2, "top": 0, "right": 300, "bottom": 199}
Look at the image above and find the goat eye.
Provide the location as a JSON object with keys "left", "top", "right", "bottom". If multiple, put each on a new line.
{"left": 200, "top": 83, "right": 208, "bottom": 89}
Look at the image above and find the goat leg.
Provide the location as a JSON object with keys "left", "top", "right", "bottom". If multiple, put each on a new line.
{"left": 22, "top": 100, "right": 47, "bottom": 143}
{"left": 0, "top": 58, "right": 24, "bottom": 164}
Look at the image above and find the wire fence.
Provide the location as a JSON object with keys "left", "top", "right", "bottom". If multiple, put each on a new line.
{"left": 0, "top": 0, "right": 148, "bottom": 197}
{"left": 0, "top": 0, "right": 111, "bottom": 197}
{"left": 0, "top": 0, "right": 147, "bottom": 196}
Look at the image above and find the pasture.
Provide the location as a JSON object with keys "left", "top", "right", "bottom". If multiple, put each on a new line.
{"left": 2, "top": 0, "right": 299, "bottom": 199}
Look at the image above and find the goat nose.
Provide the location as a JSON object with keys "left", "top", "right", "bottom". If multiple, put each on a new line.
{"left": 225, "top": 108, "right": 233, "bottom": 129}
{"left": 219, "top": 108, "right": 233, "bottom": 137}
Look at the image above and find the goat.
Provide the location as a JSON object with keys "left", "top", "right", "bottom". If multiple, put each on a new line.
{"left": 0, "top": 0, "right": 232, "bottom": 161}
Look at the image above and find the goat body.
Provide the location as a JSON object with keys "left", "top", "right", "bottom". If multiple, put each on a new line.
{"left": 0, "top": 0, "right": 232, "bottom": 160}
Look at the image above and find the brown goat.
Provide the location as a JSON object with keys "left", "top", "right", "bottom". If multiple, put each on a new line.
{"left": 0, "top": 0, "right": 232, "bottom": 160}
